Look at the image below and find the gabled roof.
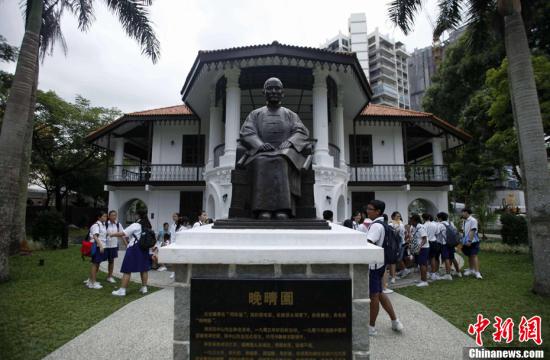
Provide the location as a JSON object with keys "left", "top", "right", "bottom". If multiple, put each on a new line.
{"left": 128, "top": 105, "right": 192, "bottom": 116}
{"left": 361, "top": 104, "right": 472, "bottom": 142}
{"left": 180, "top": 41, "right": 372, "bottom": 102}
{"left": 86, "top": 104, "right": 195, "bottom": 143}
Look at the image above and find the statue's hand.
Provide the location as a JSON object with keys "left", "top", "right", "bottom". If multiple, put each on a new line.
{"left": 278, "top": 141, "right": 292, "bottom": 150}
{"left": 259, "top": 143, "right": 275, "bottom": 152}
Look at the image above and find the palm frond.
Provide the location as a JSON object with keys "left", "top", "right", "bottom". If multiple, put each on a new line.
{"left": 387, "top": 0, "right": 424, "bottom": 35}
{"left": 40, "top": 1, "right": 68, "bottom": 60}
{"left": 433, "top": 0, "right": 463, "bottom": 39}
{"left": 464, "top": 0, "right": 497, "bottom": 50}
{"left": 104, "top": 0, "right": 160, "bottom": 63}
{"left": 67, "top": 0, "right": 95, "bottom": 31}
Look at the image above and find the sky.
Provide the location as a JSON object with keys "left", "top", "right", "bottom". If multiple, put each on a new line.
{"left": 0, "top": 0, "right": 439, "bottom": 113}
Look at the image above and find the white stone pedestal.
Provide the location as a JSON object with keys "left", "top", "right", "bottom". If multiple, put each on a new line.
{"left": 158, "top": 223, "right": 383, "bottom": 360}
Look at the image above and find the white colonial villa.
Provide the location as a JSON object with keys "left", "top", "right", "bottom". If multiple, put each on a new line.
{"left": 87, "top": 42, "right": 470, "bottom": 229}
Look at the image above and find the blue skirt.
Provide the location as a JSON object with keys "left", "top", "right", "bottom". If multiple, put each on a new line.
{"left": 120, "top": 244, "right": 151, "bottom": 273}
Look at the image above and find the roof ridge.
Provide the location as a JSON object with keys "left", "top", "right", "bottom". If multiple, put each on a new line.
{"left": 128, "top": 104, "right": 189, "bottom": 115}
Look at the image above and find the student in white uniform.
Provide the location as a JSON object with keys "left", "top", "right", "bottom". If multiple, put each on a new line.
{"left": 169, "top": 212, "right": 180, "bottom": 240}
{"left": 193, "top": 210, "right": 208, "bottom": 228}
{"left": 461, "top": 208, "right": 482, "bottom": 279}
{"left": 87, "top": 211, "right": 108, "bottom": 289}
{"left": 365, "top": 200, "right": 404, "bottom": 336}
{"left": 105, "top": 210, "right": 123, "bottom": 283}
{"left": 109, "top": 210, "right": 153, "bottom": 296}
{"left": 422, "top": 213, "right": 441, "bottom": 281}
{"left": 410, "top": 214, "right": 430, "bottom": 287}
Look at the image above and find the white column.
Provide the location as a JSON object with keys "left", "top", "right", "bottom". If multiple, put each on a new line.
{"left": 113, "top": 137, "right": 125, "bottom": 180}
{"left": 334, "top": 88, "right": 346, "bottom": 169}
{"left": 312, "top": 68, "right": 333, "bottom": 167}
{"left": 219, "top": 69, "right": 241, "bottom": 168}
{"left": 207, "top": 90, "right": 222, "bottom": 170}
{"left": 432, "top": 137, "right": 444, "bottom": 180}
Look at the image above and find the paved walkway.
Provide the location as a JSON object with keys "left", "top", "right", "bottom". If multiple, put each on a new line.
{"left": 45, "top": 252, "right": 474, "bottom": 359}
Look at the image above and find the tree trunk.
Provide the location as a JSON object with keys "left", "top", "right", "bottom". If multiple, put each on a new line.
{"left": 500, "top": 1, "right": 550, "bottom": 296}
{"left": 10, "top": 56, "right": 39, "bottom": 255}
{"left": 0, "top": 0, "right": 43, "bottom": 282}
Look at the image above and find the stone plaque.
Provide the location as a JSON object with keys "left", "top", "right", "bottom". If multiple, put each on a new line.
{"left": 190, "top": 278, "right": 352, "bottom": 359}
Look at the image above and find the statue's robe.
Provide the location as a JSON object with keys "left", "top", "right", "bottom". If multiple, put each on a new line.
{"left": 240, "top": 106, "right": 310, "bottom": 216}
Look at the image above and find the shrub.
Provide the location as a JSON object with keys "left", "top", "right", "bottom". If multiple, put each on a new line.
{"left": 500, "top": 213, "right": 528, "bottom": 245}
{"left": 31, "top": 210, "right": 65, "bottom": 249}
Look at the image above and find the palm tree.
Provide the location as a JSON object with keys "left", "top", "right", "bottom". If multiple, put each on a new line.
{"left": 388, "top": 0, "right": 550, "bottom": 296}
{"left": 0, "top": 0, "right": 160, "bottom": 282}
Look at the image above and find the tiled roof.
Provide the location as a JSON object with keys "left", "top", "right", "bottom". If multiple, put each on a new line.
{"left": 361, "top": 104, "right": 471, "bottom": 141}
{"left": 128, "top": 105, "right": 193, "bottom": 116}
{"left": 361, "top": 104, "right": 431, "bottom": 117}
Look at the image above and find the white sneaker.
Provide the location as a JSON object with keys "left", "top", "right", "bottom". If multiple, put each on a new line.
{"left": 390, "top": 277, "right": 396, "bottom": 284}
{"left": 441, "top": 274, "right": 453, "bottom": 281}
{"left": 432, "top": 273, "right": 441, "bottom": 281}
{"left": 382, "top": 288, "right": 394, "bottom": 294}
{"left": 416, "top": 281, "right": 429, "bottom": 287}
{"left": 139, "top": 286, "right": 148, "bottom": 294}
{"left": 391, "top": 319, "right": 404, "bottom": 332}
{"left": 88, "top": 282, "right": 102, "bottom": 289}
{"left": 368, "top": 326, "right": 378, "bottom": 336}
{"left": 475, "top": 272, "right": 483, "bottom": 279}
{"left": 169, "top": 272, "right": 175, "bottom": 279}
{"left": 157, "top": 265, "right": 167, "bottom": 272}
{"left": 463, "top": 269, "right": 472, "bottom": 276}
{"left": 106, "top": 277, "right": 116, "bottom": 283}
{"left": 83, "top": 279, "right": 90, "bottom": 286}
{"left": 112, "top": 288, "right": 126, "bottom": 296}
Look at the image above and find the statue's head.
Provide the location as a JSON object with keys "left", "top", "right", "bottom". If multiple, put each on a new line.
{"left": 263, "top": 77, "right": 284, "bottom": 106}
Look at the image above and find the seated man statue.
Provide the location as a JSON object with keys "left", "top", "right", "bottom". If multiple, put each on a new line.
{"left": 239, "top": 77, "right": 310, "bottom": 220}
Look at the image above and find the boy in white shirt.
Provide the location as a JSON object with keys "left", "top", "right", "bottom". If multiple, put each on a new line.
{"left": 409, "top": 214, "right": 430, "bottom": 287}
{"left": 461, "top": 208, "right": 482, "bottom": 279}
{"left": 422, "top": 213, "right": 441, "bottom": 281}
{"left": 365, "top": 200, "right": 404, "bottom": 336}
{"left": 435, "top": 212, "right": 457, "bottom": 280}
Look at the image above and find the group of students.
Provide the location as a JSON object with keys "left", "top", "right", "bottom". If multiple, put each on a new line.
{"left": 85, "top": 209, "right": 209, "bottom": 296}
{"left": 338, "top": 200, "right": 482, "bottom": 336}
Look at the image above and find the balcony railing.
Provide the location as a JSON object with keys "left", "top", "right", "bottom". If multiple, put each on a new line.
{"left": 349, "top": 164, "right": 449, "bottom": 183}
{"left": 107, "top": 164, "right": 204, "bottom": 183}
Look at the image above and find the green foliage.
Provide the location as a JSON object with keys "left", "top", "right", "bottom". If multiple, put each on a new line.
{"left": 500, "top": 213, "right": 528, "bottom": 245}
{"left": 31, "top": 91, "right": 121, "bottom": 209}
{"left": 0, "top": 246, "right": 159, "bottom": 360}
{"left": 0, "top": 35, "right": 18, "bottom": 62}
{"left": 30, "top": 210, "right": 65, "bottom": 248}
{"left": 483, "top": 55, "right": 550, "bottom": 179}
{"left": 423, "top": 33, "right": 504, "bottom": 125}
{"left": 473, "top": 201, "right": 498, "bottom": 240}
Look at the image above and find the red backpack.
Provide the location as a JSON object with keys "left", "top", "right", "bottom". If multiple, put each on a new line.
{"left": 80, "top": 230, "right": 94, "bottom": 260}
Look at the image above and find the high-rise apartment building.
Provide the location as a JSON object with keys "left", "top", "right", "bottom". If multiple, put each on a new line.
{"left": 322, "top": 13, "right": 411, "bottom": 109}
{"left": 408, "top": 26, "right": 467, "bottom": 111}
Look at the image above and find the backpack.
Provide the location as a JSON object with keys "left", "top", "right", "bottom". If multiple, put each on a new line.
{"left": 374, "top": 220, "right": 401, "bottom": 265}
{"left": 444, "top": 223, "right": 459, "bottom": 247}
{"left": 80, "top": 233, "right": 93, "bottom": 259}
{"left": 133, "top": 225, "right": 156, "bottom": 251}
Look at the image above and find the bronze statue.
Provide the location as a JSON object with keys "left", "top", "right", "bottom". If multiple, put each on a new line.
{"left": 238, "top": 77, "right": 310, "bottom": 220}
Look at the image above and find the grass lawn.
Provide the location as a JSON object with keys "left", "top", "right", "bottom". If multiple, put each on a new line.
{"left": 0, "top": 245, "right": 159, "bottom": 360}
{"left": 397, "top": 251, "right": 549, "bottom": 351}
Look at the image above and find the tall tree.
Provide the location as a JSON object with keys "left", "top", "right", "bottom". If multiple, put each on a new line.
{"left": 389, "top": 0, "right": 550, "bottom": 295}
{"left": 0, "top": 0, "right": 159, "bottom": 282}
